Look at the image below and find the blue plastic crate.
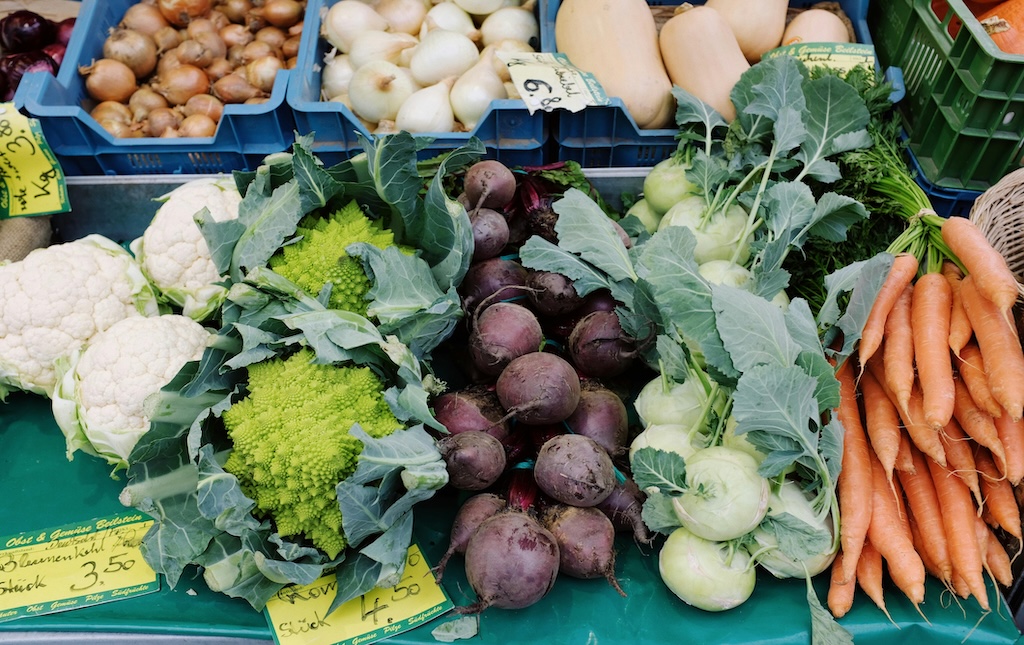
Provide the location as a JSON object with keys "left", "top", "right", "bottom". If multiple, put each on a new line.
{"left": 545, "top": 0, "right": 901, "bottom": 168}
{"left": 905, "top": 143, "right": 982, "bottom": 218}
{"left": 15, "top": 0, "right": 295, "bottom": 175}
{"left": 287, "top": 0, "right": 549, "bottom": 166}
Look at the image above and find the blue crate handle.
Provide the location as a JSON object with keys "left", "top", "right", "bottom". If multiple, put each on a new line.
{"left": 885, "top": 66, "right": 906, "bottom": 104}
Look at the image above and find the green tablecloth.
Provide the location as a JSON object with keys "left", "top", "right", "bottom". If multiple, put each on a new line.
{"left": 2, "top": 392, "right": 1023, "bottom": 645}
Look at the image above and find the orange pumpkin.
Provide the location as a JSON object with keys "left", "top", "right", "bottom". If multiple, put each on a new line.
{"left": 979, "top": 0, "right": 1024, "bottom": 54}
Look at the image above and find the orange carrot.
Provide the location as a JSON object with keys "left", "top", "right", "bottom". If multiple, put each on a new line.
{"left": 836, "top": 359, "right": 873, "bottom": 584}
{"left": 939, "top": 417, "right": 984, "bottom": 507}
{"left": 983, "top": 526, "right": 1014, "bottom": 587}
{"left": 828, "top": 551, "right": 856, "bottom": 619}
{"left": 902, "top": 382, "right": 948, "bottom": 467}
{"left": 896, "top": 429, "right": 917, "bottom": 475}
{"left": 912, "top": 272, "right": 956, "bottom": 428}
{"left": 960, "top": 274, "right": 1024, "bottom": 421}
{"left": 883, "top": 282, "right": 916, "bottom": 414}
{"left": 869, "top": 452, "right": 926, "bottom": 607}
{"left": 958, "top": 342, "right": 1005, "bottom": 418}
{"left": 953, "top": 376, "right": 1007, "bottom": 469}
{"left": 974, "top": 445, "right": 1023, "bottom": 542}
{"left": 856, "top": 540, "right": 893, "bottom": 621}
{"left": 951, "top": 571, "right": 971, "bottom": 599}
{"left": 861, "top": 368, "right": 902, "bottom": 483}
{"left": 898, "top": 443, "right": 953, "bottom": 583}
{"left": 928, "top": 457, "right": 991, "bottom": 611}
{"left": 994, "top": 411, "right": 1024, "bottom": 486}
{"left": 941, "top": 216, "right": 1020, "bottom": 315}
{"left": 860, "top": 253, "right": 920, "bottom": 368}
{"left": 943, "top": 260, "right": 973, "bottom": 356}
{"left": 909, "top": 509, "right": 943, "bottom": 583}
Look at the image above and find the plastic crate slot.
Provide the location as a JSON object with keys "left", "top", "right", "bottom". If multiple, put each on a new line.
{"left": 127, "top": 154, "right": 164, "bottom": 172}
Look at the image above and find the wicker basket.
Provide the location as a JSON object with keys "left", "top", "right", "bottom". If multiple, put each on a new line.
{"left": 968, "top": 167, "right": 1024, "bottom": 299}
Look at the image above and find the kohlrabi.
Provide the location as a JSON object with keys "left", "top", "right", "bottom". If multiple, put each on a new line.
{"left": 625, "top": 198, "right": 662, "bottom": 235}
{"left": 628, "top": 423, "right": 708, "bottom": 464}
{"left": 671, "top": 446, "right": 770, "bottom": 542}
{"left": 633, "top": 369, "right": 723, "bottom": 431}
{"left": 750, "top": 479, "right": 837, "bottom": 579}
{"left": 643, "top": 155, "right": 697, "bottom": 215}
{"left": 658, "top": 525, "right": 756, "bottom": 612}
{"left": 657, "top": 195, "right": 752, "bottom": 265}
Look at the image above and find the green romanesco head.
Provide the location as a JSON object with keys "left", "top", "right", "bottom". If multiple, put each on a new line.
{"left": 268, "top": 200, "right": 395, "bottom": 316}
{"left": 221, "top": 347, "right": 401, "bottom": 558}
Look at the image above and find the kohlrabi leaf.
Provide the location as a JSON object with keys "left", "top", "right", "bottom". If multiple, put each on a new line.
{"left": 785, "top": 299, "right": 823, "bottom": 356}
{"left": 687, "top": 148, "right": 734, "bottom": 200}
{"left": 631, "top": 447, "right": 687, "bottom": 495}
{"left": 641, "top": 491, "right": 684, "bottom": 535}
{"left": 765, "top": 512, "right": 832, "bottom": 562}
{"left": 764, "top": 182, "right": 816, "bottom": 244}
{"left": 819, "top": 417, "right": 845, "bottom": 487}
{"left": 806, "top": 192, "right": 869, "bottom": 244}
{"left": 742, "top": 56, "right": 808, "bottom": 154}
{"left": 712, "top": 285, "right": 800, "bottom": 372}
{"left": 634, "top": 227, "right": 713, "bottom": 345}
{"left": 519, "top": 235, "right": 614, "bottom": 298}
{"left": 819, "top": 253, "right": 893, "bottom": 361}
{"left": 672, "top": 86, "right": 729, "bottom": 133}
{"left": 808, "top": 575, "right": 855, "bottom": 645}
{"left": 793, "top": 74, "right": 871, "bottom": 183}
{"left": 553, "top": 189, "right": 638, "bottom": 283}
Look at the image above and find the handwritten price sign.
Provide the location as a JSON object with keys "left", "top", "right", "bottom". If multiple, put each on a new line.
{"left": 0, "top": 103, "right": 69, "bottom": 219}
{"left": 265, "top": 544, "right": 453, "bottom": 645}
{"left": 764, "top": 43, "right": 877, "bottom": 76}
{"left": 497, "top": 52, "right": 609, "bottom": 115}
{"left": 0, "top": 511, "right": 159, "bottom": 623}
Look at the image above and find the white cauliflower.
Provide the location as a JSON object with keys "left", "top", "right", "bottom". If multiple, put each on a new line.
{"left": 0, "top": 234, "right": 160, "bottom": 398}
{"left": 51, "top": 314, "right": 212, "bottom": 470}
{"left": 130, "top": 177, "right": 242, "bottom": 321}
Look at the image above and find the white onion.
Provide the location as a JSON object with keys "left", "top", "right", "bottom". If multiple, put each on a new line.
{"left": 479, "top": 6, "right": 538, "bottom": 48}
{"left": 450, "top": 47, "right": 506, "bottom": 130}
{"left": 452, "top": 0, "right": 506, "bottom": 16}
{"left": 503, "top": 80, "right": 519, "bottom": 99}
{"left": 321, "top": 51, "right": 355, "bottom": 99}
{"left": 481, "top": 38, "right": 534, "bottom": 82}
{"left": 396, "top": 76, "right": 456, "bottom": 133}
{"left": 422, "top": 3, "right": 480, "bottom": 41}
{"left": 408, "top": 29, "right": 479, "bottom": 87}
{"left": 322, "top": 0, "right": 389, "bottom": 53}
{"left": 349, "top": 59, "right": 419, "bottom": 123}
{"left": 376, "top": 0, "right": 430, "bottom": 35}
{"left": 348, "top": 30, "right": 419, "bottom": 69}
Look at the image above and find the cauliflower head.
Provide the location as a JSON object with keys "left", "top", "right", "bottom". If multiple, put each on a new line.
{"left": 130, "top": 177, "right": 242, "bottom": 321}
{"left": 0, "top": 234, "right": 161, "bottom": 399}
{"left": 52, "top": 314, "right": 212, "bottom": 470}
{"left": 268, "top": 200, "right": 397, "bottom": 316}
{"left": 221, "top": 348, "right": 402, "bottom": 558}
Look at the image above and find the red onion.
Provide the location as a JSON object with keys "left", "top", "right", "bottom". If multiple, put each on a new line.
{"left": 55, "top": 18, "right": 76, "bottom": 47}
{"left": 42, "top": 43, "right": 66, "bottom": 68}
{"left": 0, "top": 11, "right": 55, "bottom": 54}
{"left": 2, "top": 51, "right": 58, "bottom": 101}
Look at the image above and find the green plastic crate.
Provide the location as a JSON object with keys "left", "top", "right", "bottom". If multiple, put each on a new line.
{"left": 869, "top": 0, "right": 1024, "bottom": 191}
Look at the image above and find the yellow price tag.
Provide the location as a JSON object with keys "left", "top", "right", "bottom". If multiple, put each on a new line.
{"left": 764, "top": 43, "right": 877, "bottom": 76}
{"left": 0, "top": 102, "right": 69, "bottom": 219}
{"left": 497, "top": 51, "right": 610, "bottom": 115}
{"left": 0, "top": 512, "right": 159, "bottom": 623}
{"left": 265, "top": 544, "right": 454, "bottom": 645}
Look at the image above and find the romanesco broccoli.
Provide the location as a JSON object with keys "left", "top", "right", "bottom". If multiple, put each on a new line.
{"left": 221, "top": 347, "right": 401, "bottom": 558}
{"left": 268, "top": 200, "right": 395, "bottom": 316}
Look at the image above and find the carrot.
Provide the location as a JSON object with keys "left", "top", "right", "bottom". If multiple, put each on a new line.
{"left": 928, "top": 457, "right": 991, "bottom": 611}
{"left": 868, "top": 452, "right": 926, "bottom": 607}
{"left": 943, "top": 260, "right": 973, "bottom": 356}
{"left": 836, "top": 359, "right": 873, "bottom": 584}
{"left": 952, "top": 375, "right": 1007, "bottom": 470}
{"left": 912, "top": 272, "right": 956, "bottom": 429}
{"left": 860, "top": 253, "right": 920, "bottom": 368}
{"left": 909, "top": 509, "right": 943, "bottom": 582}
{"left": 860, "top": 368, "right": 902, "bottom": 484}
{"left": 993, "top": 411, "right": 1024, "bottom": 486}
{"left": 983, "top": 526, "right": 1014, "bottom": 588}
{"left": 951, "top": 571, "right": 971, "bottom": 599}
{"left": 894, "top": 429, "right": 916, "bottom": 474}
{"left": 828, "top": 551, "right": 856, "bottom": 619}
{"left": 957, "top": 342, "right": 1004, "bottom": 418}
{"left": 974, "top": 445, "right": 1023, "bottom": 542}
{"left": 939, "top": 417, "right": 984, "bottom": 507}
{"left": 941, "top": 216, "right": 1019, "bottom": 315}
{"left": 898, "top": 443, "right": 953, "bottom": 583}
{"left": 856, "top": 540, "right": 894, "bottom": 622}
{"left": 902, "top": 382, "right": 948, "bottom": 467}
{"left": 960, "top": 274, "right": 1024, "bottom": 421}
{"left": 883, "top": 282, "right": 916, "bottom": 415}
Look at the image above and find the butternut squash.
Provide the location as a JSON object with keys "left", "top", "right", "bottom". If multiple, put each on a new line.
{"left": 658, "top": 5, "right": 749, "bottom": 122}
{"left": 706, "top": 0, "right": 789, "bottom": 63}
{"left": 554, "top": 0, "right": 674, "bottom": 130}
{"left": 781, "top": 9, "right": 853, "bottom": 45}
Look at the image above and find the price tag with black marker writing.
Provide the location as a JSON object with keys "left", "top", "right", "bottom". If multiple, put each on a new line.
{"left": 264, "top": 544, "right": 453, "bottom": 645}
{"left": 0, "top": 511, "right": 159, "bottom": 623}
{"left": 497, "top": 51, "right": 610, "bottom": 115}
{"left": 763, "top": 42, "right": 877, "bottom": 76}
{"left": 0, "top": 102, "right": 69, "bottom": 219}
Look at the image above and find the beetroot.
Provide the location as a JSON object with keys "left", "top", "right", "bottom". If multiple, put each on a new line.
{"left": 464, "top": 160, "right": 517, "bottom": 213}
{"left": 568, "top": 310, "right": 638, "bottom": 377}
{"left": 470, "top": 207, "right": 510, "bottom": 261}
{"left": 526, "top": 270, "right": 582, "bottom": 317}
{"left": 432, "top": 385, "right": 510, "bottom": 441}
{"left": 469, "top": 302, "right": 543, "bottom": 376}
{"left": 495, "top": 352, "right": 581, "bottom": 425}
{"left": 460, "top": 257, "right": 528, "bottom": 313}
{"left": 435, "top": 493, "right": 507, "bottom": 583}
{"left": 545, "top": 289, "right": 618, "bottom": 340}
{"left": 438, "top": 431, "right": 507, "bottom": 491}
{"left": 459, "top": 511, "right": 560, "bottom": 613}
{"left": 542, "top": 504, "right": 625, "bottom": 595}
{"left": 533, "top": 434, "right": 616, "bottom": 507}
{"left": 596, "top": 476, "right": 652, "bottom": 545}
{"left": 564, "top": 381, "right": 629, "bottom": 457}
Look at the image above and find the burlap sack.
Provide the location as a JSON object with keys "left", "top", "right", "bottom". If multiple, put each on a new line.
{"left": 0, "top": 216, "right": 52, "bottom": 262}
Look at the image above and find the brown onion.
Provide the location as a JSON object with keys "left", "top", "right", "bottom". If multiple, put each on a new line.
{"left": 90, "top": 100, "right": 133, "bottom": 125}
{"left": 207, "top": 10, "right": 230, "bottom": 30}
{"left": 128, "top": 87, "right": 169, "bottom": 121}
{"left": 282, "top": 34, "right": 301, "bottom": 59}
{"left": 219, "top": 23, "right": 252, "bottom": 48}
{"left": 244, "top": 96, "right": 268, "bottom": 104}
{"left": 80, "top": 58, "right": 138, "bottom": 102}
{"left": 288, "top": 20, "right": 303, "bottom": 37}
{"left": 153, "top": 63, "right": 210, "bottom": 105}
{"left": 241, "top": 40, "right": 277, "bottom": 64}
{"left": 178, "top": 113, "right": 217, "bottom": 136}
{"left": 260, "top": 0, "right": 304, "bottom": 29}
{"left": 204, "top": 57, "right": 233, "bottom": 80}
{"left": 160, "top": 127, "right": 180, "bottom": 137}
{"left": 212, "top": 71, "right": 263, "bottom": 103}
{"left": 103, "top": 29, "right": 158, "bottom": 79}
{"left": 152, "top": 25, "right": 182, "bottom": 53}
{"left": 245, "top": 55, "right": 282, "bottom": 93}
{"left": 285, "top": 55, "right": 298, "bottom": 69}
{"left": 146, "top": 106, "right": 182, "bottom": 136}
{"left": 175, "top": 38, "right": 213, "bottom": 67}
{"left": 226, "top": 44, "right": 245, "bottom": 67}
{"left": 121, "top": 3, "right": 170, "bottom": 36}
{"left": 194, "top": 30, "right": 227, "bottom": 60}
{"left": 219, "top": 0, "right": 253, "bottom": 24}
{"left": 186, "top": 18, "right": 218, "bottom": 39}
{"left": 156, "top": 46, "right": 183, "bottom": 76}
{"left": 184, "top": 93, "right": 223, "bottom": 122}
{"left": 254, "top": 26, "right": 286, "bottom": 50}
{"left": 158, "top": 0, "right": 214, "bottom": 27}
{"left": 98, "top": 118, "right": 140, "bottom": 138}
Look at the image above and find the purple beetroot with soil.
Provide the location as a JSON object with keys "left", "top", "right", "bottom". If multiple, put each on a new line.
{"left": 434, "top": 492, "right": 507, "bottom": 583}
{"left": 438, "top": 431, "right": 508, "bottom": 491}
{"left": 533, "top": 434, "right": 616, "bottom": 507}
{"left": 596, "top": 476, "right": 652, "bottom": 545}
{"left": 459, "top": 257, "right": 528, "bottom": 313}
{"left": 564, "top": 381, "right": 629, "bottom": 457}
{"left": 568, "top": 309, "right": 638, "bottom": 378}
{"left": 464, "top": 159, "right": 517, "bottom": 213}
{"left": 526, "top": 270, "right": 582, "bottom": 317}
{"left": 469, "top": 207, "right": 510, "bottom": 261}
{"left": 432, "top": 385, "right": 510, "bottom": 442}
{"left": 495, "top": 352, "right": 581, "bottom": 425}
{"left": 542, "top": 504, "right": 625, "bottom": 595}
{"left": 469, "top": 301, "right": 543, "bottom": 376}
